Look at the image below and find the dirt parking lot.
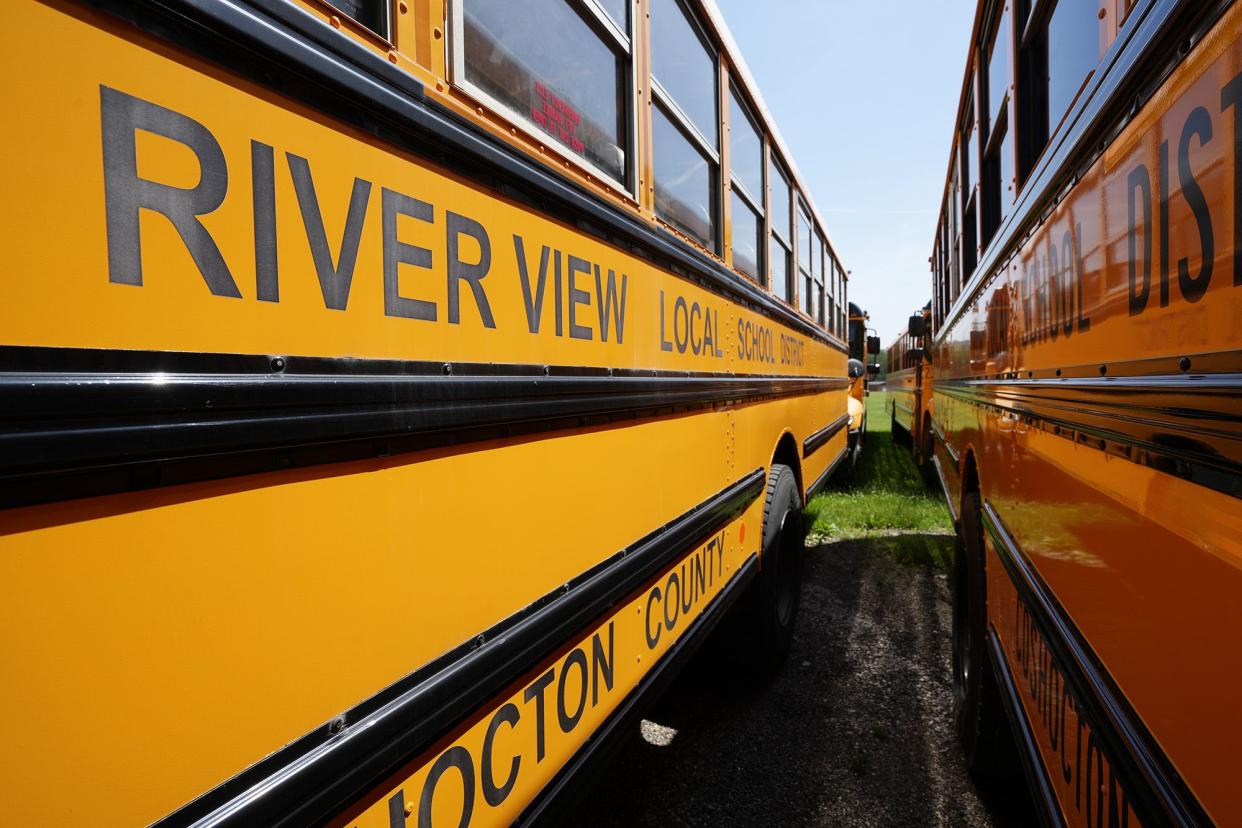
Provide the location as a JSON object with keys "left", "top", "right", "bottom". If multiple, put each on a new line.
{"left": 570, "top": 530, "right": 1038, "bottom": 827}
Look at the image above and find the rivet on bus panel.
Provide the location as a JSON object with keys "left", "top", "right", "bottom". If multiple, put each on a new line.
{"left": 388, "top": 51, "right": 398, "bottom": 63}
{"left": 330, "top": 15, "right": 340, "bottom": 28}
{"left": 271, "top": 357, "right": 286, "bottom": 372}
{"left": 434, "top": 27, "right": 443, "bottom": 39}
{"left": 1179, "top": 357, "right": 1191, "bottom": 372}
{"left": 398, "top": 0, "right": 408, "bottom": 13}
{"left": 443, "top": 363, "right": 453, "bottom": 375}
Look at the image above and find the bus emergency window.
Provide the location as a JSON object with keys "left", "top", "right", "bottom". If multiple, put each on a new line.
{"left": 653, "top": 106, "right": 717, "bottom": 248}
{"left": 461, "top": 0, "right": 630, "bottom": 185}
{"left": 729, "top": 87, "right": 764, "bottom": 281}
{"left": 769, "top": 158, "right": 792, "bottom": 302}
{"left": 652, "top": 0, "right": 720, "bottom": 251}
{"left": 326, "top": 0, "right": 389, "bottom": 38}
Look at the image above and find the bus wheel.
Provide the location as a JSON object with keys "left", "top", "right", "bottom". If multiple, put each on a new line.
{"left": 740, "top": 463, "right": 803, "bottom": 673}
{"left": 952, "top": 491, "right": 1014, "bottom": 776}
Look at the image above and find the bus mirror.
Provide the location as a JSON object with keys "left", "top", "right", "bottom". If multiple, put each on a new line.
{"left": 848, "top": 358, "right": 865, "bottom": 379}
{"left": 866, "top": 363, "right": 880, "bottom": 377}
{"left": 866, "top": 335, "right": 881, "bottom": 355}
{"left": 908, "top": 314, "right": 927, "bottom": 338}
{"left": 908, "top": 347, "right": 923, "bottom": 364}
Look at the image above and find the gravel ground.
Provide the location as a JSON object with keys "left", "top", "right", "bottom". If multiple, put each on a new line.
{"left": 569, "top": 533, "right": 1038, "bottom": 827}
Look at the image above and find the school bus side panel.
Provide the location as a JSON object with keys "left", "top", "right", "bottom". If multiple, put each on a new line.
{"left": 936, "top": 7, "right": 1242, "bottom": 821}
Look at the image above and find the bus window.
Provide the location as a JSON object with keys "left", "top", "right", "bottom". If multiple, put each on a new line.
{"left": 651, "top": 0, "right": 720, "bottom": 250}
{"left": 729, "top": 86, "right": 764, "bottom": 281}
{"left": 981, "top": 4, "right": 1013, "bottom": 246}
{"left": 1017, "top": 0, "right": 1102, "bottom": 183}
{"left": 594, "top": 0, "right": 629, "bottom": 34}
{"left": 651, "top": 0, "right": 717, "bottom": 145}
{"left": 813, "top": 232, "right": 825, "bottom": 327}
{"left": 653, "top": 106, "right": 717, "bottom": 248}
{"left": 769, "top": 158, "right": 792, "bottom": 302}
{"left": 797, "top": 202, "right": 812, "bottom": 315}
{"left": 461, "top": 0, "right": 630, "bottom": 185}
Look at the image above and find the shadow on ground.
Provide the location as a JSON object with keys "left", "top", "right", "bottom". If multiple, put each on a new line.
{"left": 571, "top": 533, "right": 1036, "bottom": 826}
{"left": 570, "top": 394, "right": 1040, "bottom": 828}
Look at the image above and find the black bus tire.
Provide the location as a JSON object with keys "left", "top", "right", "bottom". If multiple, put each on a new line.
{"left": 739, "top": 463, "right": 803, "bottom": 673}
{"left": 952, "top": 491, "right": 1015, "bottom": 776}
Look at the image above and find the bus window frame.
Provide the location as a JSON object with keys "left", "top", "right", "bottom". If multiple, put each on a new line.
{"left": 316, "top": 0, "right": 394, "bottom": 42}
{"left": 728, "top": 81, "right": 766, "bottom": 283}
{"left": 448, "top": 0, "right": 640, "bottom": 199}
{"left": 797, "top": 199, "right": 813, "bottom": 317}
{"left": 650, "top": 0, "right": 723, "bottom": 253}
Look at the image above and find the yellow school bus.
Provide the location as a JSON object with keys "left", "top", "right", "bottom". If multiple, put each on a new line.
{"left": 844, "top": 302, "right": 878, "bottom": 476}
{"left": 929, "top": 0, "right": 1241, "bottom": 825}
{"left": 0, "top": 0, "right": 855, "bottom": 825}
{"left": 884, "top": 302, "right": 933, "bottom": 467}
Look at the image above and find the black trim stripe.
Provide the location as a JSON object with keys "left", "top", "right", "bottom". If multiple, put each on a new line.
{"left": 937, "top": 371, "right": 1242, "bottom": 499}
{"left": 155, "top": 469, "right": 766, "bottom": 828}
{"left": 986, "top": 632, "right": 1065, "bottom": 828}
{"left": 802, "top": 414, "right": 850, "bottom": 458}
{"left": 85, "top": 0, "right": 844, "bottom": 352}
{"left": 981, "top": 501, "right": 1211, "bottom": 827}
{"left": 930, "top": 416, "right": 960, "bottom": 465}
{"left": 0, "top": 346, "right": 845, "bottom": 508}
{"left": 520, "top": 554, "right": 759, "bottom": 825}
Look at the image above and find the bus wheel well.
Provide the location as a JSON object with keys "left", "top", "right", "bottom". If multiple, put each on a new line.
{"left": 772, "top": 433, "right": 803, "bottom": 501}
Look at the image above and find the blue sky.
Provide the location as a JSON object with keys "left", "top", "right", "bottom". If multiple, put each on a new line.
{"left": 715, "top": 0, "right": 976, "bottom": 344}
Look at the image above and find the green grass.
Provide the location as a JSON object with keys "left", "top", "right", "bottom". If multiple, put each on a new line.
{"left": 805, "top": 391, "right": 953, "bottom": 540}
